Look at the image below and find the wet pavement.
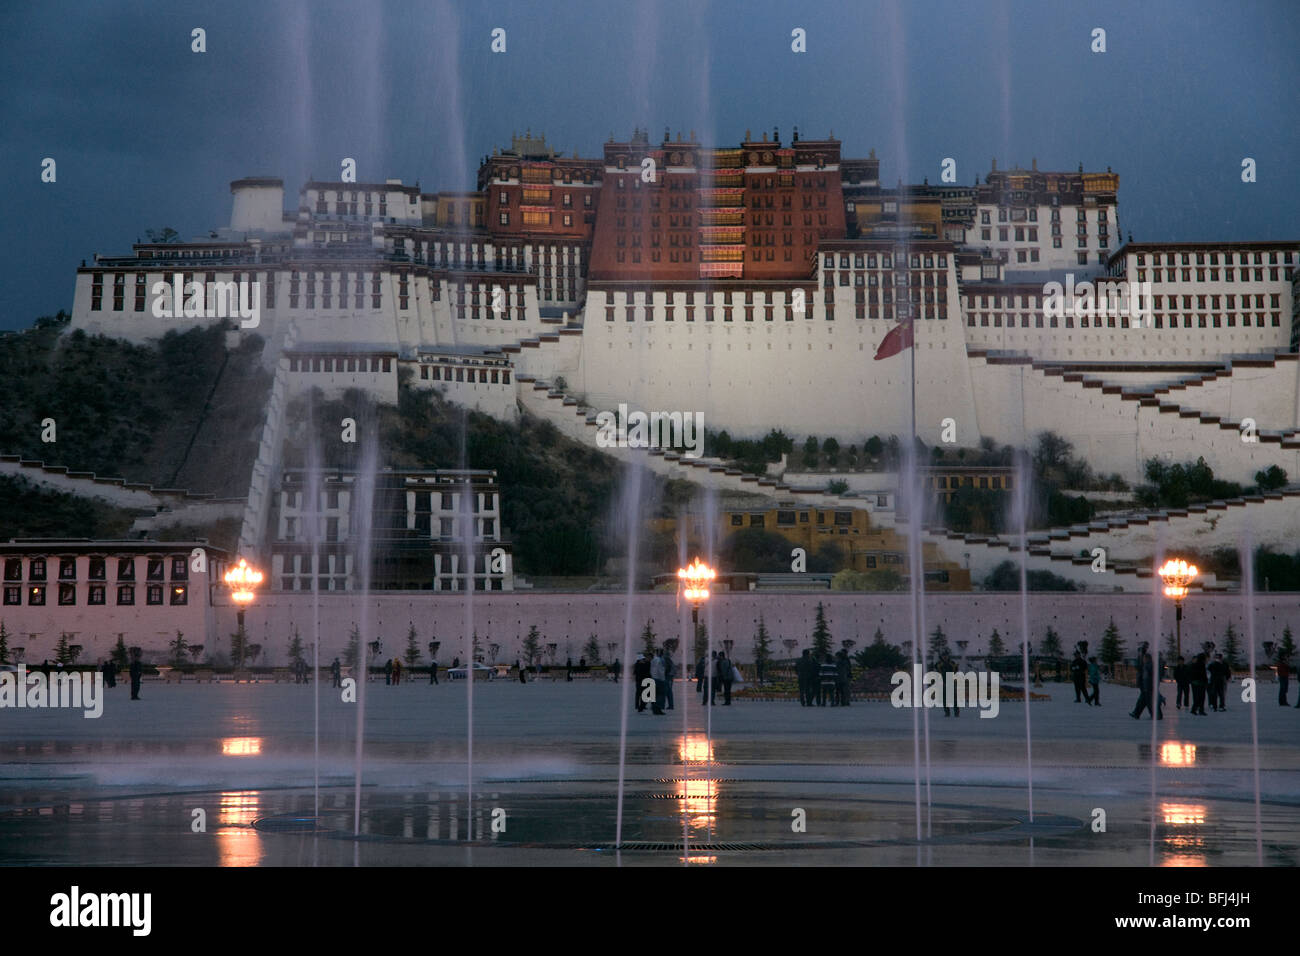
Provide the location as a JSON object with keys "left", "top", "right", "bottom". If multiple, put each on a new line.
{"left": 1, "top": 679, "right": 1297, "bottom": 865}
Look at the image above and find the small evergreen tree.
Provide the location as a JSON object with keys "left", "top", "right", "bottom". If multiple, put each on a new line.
{"left": 168, "top": 630, "right": 188, "bottom": 668}
{"left": 694, "top": 621, "right": 709, "bottom": 661}
{"left": 641, "top": 619, "right": 657, "bottom": 656}
{"left": 1099, "top": 618, "right": 1125, "bottom": 671}
{"left": 343, "top": 624, "right": 361, "bottom": 667}
{"left": 231, "top": 622, "right": 248, "bottom": 669}
{"left": 54, "top": 633, "right": 72, "bottom": 666}
{"left": 111, "top": 635, "right": 129, "bottom": 670}
{"left": 986, "top": 628, "right": 1006, "bottom": 659}
{"left": 1163, "top": 630, "right": 1178, "bottom": 662}
{"left": 753, "top": 614, "right": 773, "bottom": 675}
{"left": 522, "top": 625, "right": 541, "bottom": 668}
{"left": 0, "top": 620, "right": 9, "bottom": 664}
{"left": 811, "top": 602, "right": 833, "bottom": 659}
{"left": 1221, "top": 622, "right": 1242, "bottom": 670}
{"left": 583, "top": 634, "right": 602, "bottom": 664}
{"left": 854, "top": 626, "right": 907, "bottom": 669}
{"left": 1276, "top": 625, "right": 1297, "bottom": 664}
{"left": 927, "top": 624, "right": 950, "bottom": 664}
{"left": 287, "top": 628, "right": 306, "bottom": 669}
{"left": 404, "top": 623, "right": 421, "bottom": 669}
{"left": 803, "top": 435, "right": 820, "bottom": 469}
{"left": 1039, "top": 626, "right": 1063, "bottom": 662}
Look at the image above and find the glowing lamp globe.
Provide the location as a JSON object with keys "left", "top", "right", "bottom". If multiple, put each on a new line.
{"left": 677, "top": 558, "right": 716, "bottom": 605}
{"left": 224, "top": 557, "right": 263, "bottom": 604}
{"left": 1158, "top": 559, "right": 1198, "bottom": 601}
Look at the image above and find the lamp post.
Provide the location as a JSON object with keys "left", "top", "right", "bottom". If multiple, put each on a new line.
{"left": 1158, "top": 558, "right": 1199, "bottom": 660}
{"left": 223, "top": 557, "right": 262, "bottom": 670}
{"left": 677, "top": 557, "right": 716, "bottom": 663}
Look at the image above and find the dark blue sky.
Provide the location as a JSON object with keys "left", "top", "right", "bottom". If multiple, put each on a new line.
{"left": 2, "top": 0, "right": 1297, "bottom": 329}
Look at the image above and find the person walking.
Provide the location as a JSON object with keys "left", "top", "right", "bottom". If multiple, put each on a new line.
{"left": 101, "top": 658, "right": 117, "bottom": 689}
{"left": 612, "top": 658, "right": 621, "bottom": 683}
{"left": 704, "top": 651, "right": 718, "bottom": 706}
{"left": 129, "top": 648, "right": 143, "bottom": 701}
{"left": 649, "top": 650, "right": 666, "bottom": 715}
{"left": 1173, "top": 656, "right": 1190, "bottom": 710}
{"left": 717, "top": 652, "right": 733, "bottom": 706}
{"left": 817, "top": 654, "right": 836, "bottom": 707}
{"left": 1070, "top": 650, "right": 1088, "bottom": 704}
{"left": 1189, "top": 653, "right": 1208, "bottom": 715}
{"left": 1208, "top": 653, "right": 1229, "bottom": 712}
{"left": 518, "top": 658, "right": 527, "bottom": 683}
{"left": 1087, "top": 655, "right": 1101, "bottom": 706}
{"left": 797, "top": 649, "right": 814, "bottom": 707}
{"left": 1278, "top": 657, "right": 1291, "bottom": 706}
{"left": 331, "top": 657, "right": 342, "bottom": 688}
{"left": 429, "top": 658, "right": 438, "bottom": 684}
{"left": 633, "top": 654, "right": 650, "bottom": 712}
{"left": 392, "top": 658, "right": 402, "bottom": 686}
{"left": 695, "top": 654, "right": 706, "bottom": 696}
{"left": 938, "top": 650, "right": 958, "bottom": 717}
{"left": 1130, "top": 649, "right": 1163, "bottom": 719}
{"left": 835, "top": 649, "right": 852, "bottom": 707}
{"left": 384, "top": 659, "right": 393, "bottom": 686}
{"left": 662, "top": 649, "right": 675, "bottom": 711}
{"left": 566, "top": 657, "right": 573, "bottom": 682}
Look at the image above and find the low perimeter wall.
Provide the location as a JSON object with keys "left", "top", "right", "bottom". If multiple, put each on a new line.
{"left": 190, "top": 590, "right": 1295, "bottom": 667}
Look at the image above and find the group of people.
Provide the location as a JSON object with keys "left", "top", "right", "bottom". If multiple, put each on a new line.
{"left": 89, "top": 649, "right": 144, "bottom": 700}
{"left": 1171, "top": 651, "right": 1233, "bottom": 716}
{"left": 631, "top": 648, "right": 677, "bottom": 715}
{"left": 1127, "top": 643, "right": 1235, "bottom": 719}
{"left": 1069, "top": 647, "right": 1103, "bottom": 706}
{"left": 795, "top": 649, "right": 852, "bottom": 707}
{"left": 696, "top": 650, "right": 737, "bottom": 706}
{"left": 327, "top": 656, "right": 446, "bottom": 687}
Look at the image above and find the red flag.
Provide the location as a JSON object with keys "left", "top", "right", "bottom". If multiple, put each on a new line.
{"left": 873, "top": 320, "right": 914, "bottom": 360}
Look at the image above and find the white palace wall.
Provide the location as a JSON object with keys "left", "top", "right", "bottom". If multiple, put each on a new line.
{"left": 967, "top": 355, "right": 1300, "bottom": 483}
{"left": 575, "top": 287, "right": 977, "bottom": 446}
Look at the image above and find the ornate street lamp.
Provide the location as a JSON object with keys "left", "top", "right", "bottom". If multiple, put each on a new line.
{"left": 1158, "top": 558, "right": 1198, "bottom": 660}
{"left": 678, "top": 557, "right": 716, "bottom": 663}
{"left": 223, "top": 557, "right": 262, "bottom": 670}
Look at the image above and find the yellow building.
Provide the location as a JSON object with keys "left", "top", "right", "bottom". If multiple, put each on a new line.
{"left": 926, "top": 465, "right": 1016, "bottom": 503}
{"left": 651, "top": 502, "right": 971, "bottom": 590}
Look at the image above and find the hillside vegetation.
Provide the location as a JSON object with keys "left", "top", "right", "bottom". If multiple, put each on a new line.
{"left": 0, "top": 313, "right": 270, "bottom": 497}
{"left": 280, "top": 377, "right": 699, "bottom": 577}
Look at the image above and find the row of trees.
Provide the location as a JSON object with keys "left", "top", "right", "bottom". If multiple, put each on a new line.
{"left": 1137, "top": 456, "right": 1288, "bottom": 510}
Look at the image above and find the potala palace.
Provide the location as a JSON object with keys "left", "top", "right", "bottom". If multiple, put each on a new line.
{"left": 58, "top": 127, "right": 1300, "bottom": 599}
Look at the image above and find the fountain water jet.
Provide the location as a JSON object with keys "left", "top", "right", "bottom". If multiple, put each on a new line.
{"left": 350, "top": 432, "right": 380, "bottom": 837}
{"left": 1148, "top": 532, "right": 1167, "bottom": 866}
{"left": 457, "top": 412, "right": 476, "bottom": 841}
{"left": 614, "top": 460, "right": 645, "bottom": 849}
{"left": 1240, "top": 533, "right": 1264, "bottom": 865}
{"left": 304, "top": 420, "right": 324, "bottom": 826}
{"left": 1013, "top": 452, "right": 1034, "bottom": 831}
